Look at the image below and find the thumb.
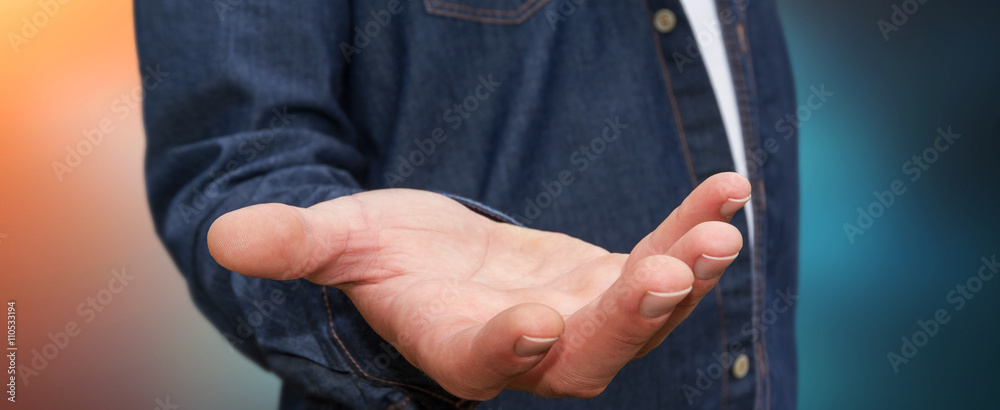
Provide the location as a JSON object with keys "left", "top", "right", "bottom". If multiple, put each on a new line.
{"left": 207, "top": 202, "right": 351, "bottom": 282}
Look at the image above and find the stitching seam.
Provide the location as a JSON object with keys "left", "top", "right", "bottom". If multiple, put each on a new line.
{"left": 423, "top": 0, "right": 551, "bottom": 24}
{"left": 714, "top": 286, "right": 729, "bottom": 410}
{"left": 427, "top": 0, "right": 542, "bottom": 15}
{"left": 322, "top": 286, "right": 463, "bottom": 407}
{"left": 642, "top": 0, "right": 698, "bottom": 189}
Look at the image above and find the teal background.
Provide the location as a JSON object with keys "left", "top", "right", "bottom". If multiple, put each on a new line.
{"left": 780, "top": 0, "right": 1000, "bottom": 408}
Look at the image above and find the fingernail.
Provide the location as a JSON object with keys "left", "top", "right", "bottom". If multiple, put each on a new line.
{"left": 639, "top": 286, "right": 692, "bottom": 319}
{"left": 694, "top": 252, "right": 740, "bottom": 280}
{"left": 514, "top": 335, "right": 559, "bottom": 357}
{"left": 720, "top": 195, "right": 751, "bottom": 219}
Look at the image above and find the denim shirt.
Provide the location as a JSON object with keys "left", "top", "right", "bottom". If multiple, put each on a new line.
{"left": 136, "top": 0, "right": 798, "bottom": 408}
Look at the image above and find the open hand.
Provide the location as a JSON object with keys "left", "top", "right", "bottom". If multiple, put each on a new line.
{"left": 207, "top": 173, "right": 750, "bottom": 400}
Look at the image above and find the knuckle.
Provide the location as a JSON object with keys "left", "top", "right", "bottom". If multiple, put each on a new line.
{"left": 609, "top": 333, "right": 651, "bottom": 351}
{"left": 545, "top": 378, "right": 608, "bottom": 399}
{"left": 448, "top": 386, "right": 501, "bottom": 402}
{"left": 699, "top": 220, "right": 741, "bottom": 237}
{"left": 672, "top": 199, "right": 697, "bottom": 223}
{"left": 429, "top": 367, "right": 504, "bottom": 401}
{"left": 542, "top": 367, "right": 613, "bottom": 398}
{"left": 674, "top": 288, "right": 711, "bottom": 310}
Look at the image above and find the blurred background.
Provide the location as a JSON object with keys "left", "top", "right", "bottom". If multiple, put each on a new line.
{"left": 0, "top": 0, "right": 997, "bottom": 409}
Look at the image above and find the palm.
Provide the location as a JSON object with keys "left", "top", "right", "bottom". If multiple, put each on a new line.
{"left": 304, "top": 190, "right": 628, "bottom": 388}
{"left": 208, "top": 174, "right": 751, "bottom": 399}
{"left": 324, "top": 189, "right": 616, "bottom": 317}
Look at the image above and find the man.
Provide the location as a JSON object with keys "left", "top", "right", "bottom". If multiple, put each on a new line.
{"left": 136, "top": 0, "right": 798, "bottom": 408}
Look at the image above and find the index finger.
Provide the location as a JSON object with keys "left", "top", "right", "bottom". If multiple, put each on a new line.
{"left": 622, "top": 172, "right": 750, "bottom": 273}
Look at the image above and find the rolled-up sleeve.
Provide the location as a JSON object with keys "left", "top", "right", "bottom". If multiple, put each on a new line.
{"left": 135, "top": 1, "right": 473, "bottom": 408}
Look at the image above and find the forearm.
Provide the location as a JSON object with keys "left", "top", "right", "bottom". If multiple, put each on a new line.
{"left": 136, "top": 0, "right": 467, "bottom": 406}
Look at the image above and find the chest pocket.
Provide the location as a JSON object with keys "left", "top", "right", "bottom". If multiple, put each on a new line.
{"left": 422, "top": 0, "right": 550, "bottom": 25}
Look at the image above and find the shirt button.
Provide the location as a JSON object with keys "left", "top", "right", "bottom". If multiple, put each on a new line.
{"left": 653, "top": 9, "right": 677, "bottom": 33}
{"left": 732, "top": 353, "right": 750, "bottom": 379}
